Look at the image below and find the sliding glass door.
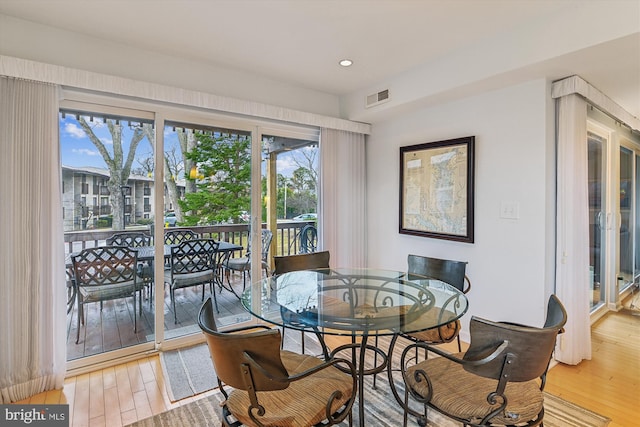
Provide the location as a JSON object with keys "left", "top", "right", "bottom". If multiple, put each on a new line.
{"left": 588, "top": 130, "right": 606, "bottom": 310}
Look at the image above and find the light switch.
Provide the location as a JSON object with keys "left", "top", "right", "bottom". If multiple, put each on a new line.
{"left": 500, "top": 201, "right": 519, "bottom": 219}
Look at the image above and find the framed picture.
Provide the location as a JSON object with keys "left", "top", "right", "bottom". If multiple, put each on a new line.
{"left": 399, "top": 136, "right": 475, "bottom": 243}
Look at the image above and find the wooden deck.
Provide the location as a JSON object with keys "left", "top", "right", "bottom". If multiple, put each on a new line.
{"left": 66, "top": 272, "right": 251, "bottom": 360}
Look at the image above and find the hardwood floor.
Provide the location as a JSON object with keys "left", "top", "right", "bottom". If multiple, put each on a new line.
{"left": 16, "top": 304, "right": 640, "bottom": 426}
{"left": 545, "top": 303, "right": 640, "bottom": 427}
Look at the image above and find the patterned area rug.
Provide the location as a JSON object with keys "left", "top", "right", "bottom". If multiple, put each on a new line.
{"left": 129, "top": 377, "right": 609, "bottom": 427}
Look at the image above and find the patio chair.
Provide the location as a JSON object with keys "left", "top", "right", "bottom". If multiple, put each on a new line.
{"left": 163, "top": 228, "right": 199, "bottom": 245}
{"left": 164, "top": 238, "right": 220, "bottom": 324}
{"left": 298, "top": 224, "right": 318, "bottom": 254}
{"left": 273, "top": 251, "right": 331, "bottom": 354}
{"left": 223, "top": 229, "right": 272, "bottom": 294}
{"left": 71, "top": 246, "right": 144, "bottom": 344}
{"left": 398, "top": 294, "right": 567, "bottom": 427}
{"left": 197, "top": 296, "right": 357, "bottom": 427}
{"left": 107, "top": 232, "right": 154, "bottom": 303}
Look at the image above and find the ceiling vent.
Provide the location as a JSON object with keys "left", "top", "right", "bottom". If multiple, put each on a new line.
{"left": 365, "top": 89, "right": 390, "bottom": 108}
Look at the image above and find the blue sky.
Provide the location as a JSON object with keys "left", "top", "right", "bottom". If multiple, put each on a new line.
{"left": 59, "top": 113, "right": 311, "bottom": 177}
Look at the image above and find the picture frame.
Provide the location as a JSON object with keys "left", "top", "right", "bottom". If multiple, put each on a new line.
{"left": 399, "top": 136, "right": 475, "bottom": 243}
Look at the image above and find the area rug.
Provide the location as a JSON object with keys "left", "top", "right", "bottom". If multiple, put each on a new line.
{"left": 130, "top": 376, "right": 609, "bottom": 427}
{"left": 160, "top": 344, "right": 217, "bottom": 402}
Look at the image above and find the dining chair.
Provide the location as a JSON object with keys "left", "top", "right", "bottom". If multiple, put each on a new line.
{"left": 71, "top": 246, "right": 144, "bottom": 344}
{"left": 164, "top": 238, "right": 219, "bottom": 324}
{"left": 273, "top": 251, "right": 331, "bottom": 354}
{"left": 223, "top": 228, "right": 273, "bottom": 293}
{"left": 107, "top": 231, "right": 154, "bottom": 304}
{"left": 398, "top": 294, "right": 567, "bottom": 427}
{"left": 382, "top": 254, "right": 471, "bottom": 390}
{"left": 197, "top": 296, "right": 357, "bottom": 427}
{"left": 403, "top": 254, "right": 471, "bottom": 352}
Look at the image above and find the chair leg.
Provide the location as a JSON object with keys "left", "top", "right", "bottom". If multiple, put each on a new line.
{"left": 133, "top": 293, "right": 138, "bottom": 333}
{"left": 75, "top": 295, "right": 82, "bottom": 344}
{"left": 172, "top": 288, "right": 178, "bottom": 324}
{"left": 211, "top": 280, "right": 220, "bottom": 313}
{"left": 281, "top": 326, "right": 286, "bottom": 349}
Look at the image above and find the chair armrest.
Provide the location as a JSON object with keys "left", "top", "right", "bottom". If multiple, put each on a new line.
{"left": 244, "top": 352, "right": 356, "bottom": 381}
{"left": 463, "top": 275, "right": 471, "bottom": 294}
{"left": 225, "top": 324, "right": 272, "bottom": 334}
{"left": 401, "top": 338, "right": 509, "bottom": 368}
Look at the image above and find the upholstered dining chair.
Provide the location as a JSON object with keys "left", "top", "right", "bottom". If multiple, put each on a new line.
{"left": 198, "top": 296, "right": 357, "bottom": 427}
{"left": 383, "top": 255, "right": 471, "bottom": 389}
{"left": 403, "top": 254, "right": 471, "bottom": 352}
{"left": 398, "top": 294, "right": 567, "bottom": 427}
{"left": 273, "top": 251, "right": 331, "bottom": 354}
{"left": 71, "top": 246, "right": 143, "bottom": 344}
{"left": 164, "top": 238, "right": 219, "bottom": 323}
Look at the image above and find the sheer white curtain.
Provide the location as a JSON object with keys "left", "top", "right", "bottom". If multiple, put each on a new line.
{"left": 318, "top": 129, "right": 367, "bottom": 268}
{"left": 0, "top": 77, "right": 66, "bottom": 402}
{"left": 554, "top": 94, "right": 592, "bottom": 365}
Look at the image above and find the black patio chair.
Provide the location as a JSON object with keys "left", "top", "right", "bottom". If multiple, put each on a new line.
{"left": 107, "top": 232, "right": 154, "bottom": 303}
{"left": 223, "top": 229, "right": 273, "bottom": 295}
{"left": 164, "top": 238, "right": 219, "bottom": 324}
{"left": 71, "top": 246, "right": 143, "bottom": 344}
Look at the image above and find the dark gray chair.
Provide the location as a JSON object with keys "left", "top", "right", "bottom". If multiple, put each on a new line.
{"left": 198, "top": 297, "right": 357, "bottom": 427}
{"left": 163, "top": 229, "right": 199, "bottom": 245}
{"left": 164, "top": 238, "right": 219, "bottom": 324}
{"left": 106, "top": 231, "right": 151, "bottom": 247}
{"left": 224, "top": 229, "right": 273, "bottom": 293}
{"left": 107, "top": 232, "right": 154, "bottom": 304}
{"left": 298, "top": 224, "right": 318, "bottom": 254}
{"left": 72, "top": 246, "right": 143, "bottom": 344}
{"left": 399, "top": 295, "right": 567, "bottom": 427}
{"left": 273, "top": 251, "right": 331, "bottom": 354}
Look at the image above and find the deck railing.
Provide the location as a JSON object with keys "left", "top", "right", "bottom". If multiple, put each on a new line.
{"left": 64, "top": 221, "right": 315, "bottom": 258}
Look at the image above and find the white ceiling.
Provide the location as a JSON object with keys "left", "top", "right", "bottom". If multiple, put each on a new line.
{"left": 0, "top": 0, "right": 638, "bottom": 118}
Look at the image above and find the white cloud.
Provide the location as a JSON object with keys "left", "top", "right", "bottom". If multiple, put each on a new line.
{"left": 72, "top": 148, "right": 99, "bottom": 156}
{"left": 100, "top": 137, "right": 113, "bottom": 145}
{"left": 276, "top": 155, "right": 297, "bottom": 176}
{"left": 64, "top": 123, "right": 86, "bottom": 138}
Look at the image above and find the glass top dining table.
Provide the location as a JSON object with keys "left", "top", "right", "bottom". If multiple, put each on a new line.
{"left": 241, "top": 267, "right": 469, "bottom": 337}
{"left": 241, "top": 267, "right": 469, "bottom": 427}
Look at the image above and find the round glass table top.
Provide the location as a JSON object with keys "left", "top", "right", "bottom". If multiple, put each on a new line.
{"left": 242, "top": 267, "right": 468, "bottom": 337}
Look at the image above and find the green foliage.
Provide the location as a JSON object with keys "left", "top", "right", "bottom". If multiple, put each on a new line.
{"left": 178, "top": 132, "right": 251, "bottom": 225}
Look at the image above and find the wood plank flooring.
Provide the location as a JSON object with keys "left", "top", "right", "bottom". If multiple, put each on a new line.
{"left": 67, "top": 273, "right": 249, "bottom": 359}
{"left": 17, "top": 301, "right": 640, "bottom": 427}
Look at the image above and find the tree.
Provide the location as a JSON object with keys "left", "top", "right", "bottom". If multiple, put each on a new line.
{"left": 179, "top": 132, "right": 251, "bottom": 225}
{"left": 282, "top": 146, "right": 318, "bottom": 215}
{"left": 77, "top": 117, "right": 151, "bottom": 230}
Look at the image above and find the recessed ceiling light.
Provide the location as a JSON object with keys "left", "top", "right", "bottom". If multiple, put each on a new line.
{"left": 339, "top": 59, "right": 353, "bottom": 67}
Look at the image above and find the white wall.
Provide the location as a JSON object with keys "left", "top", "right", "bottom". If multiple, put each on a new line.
{"left": 0, "top": 13, "right": 341, "bottom": 117}
{"left": 366, "top": 79, "right": 555, "bottom": 339}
